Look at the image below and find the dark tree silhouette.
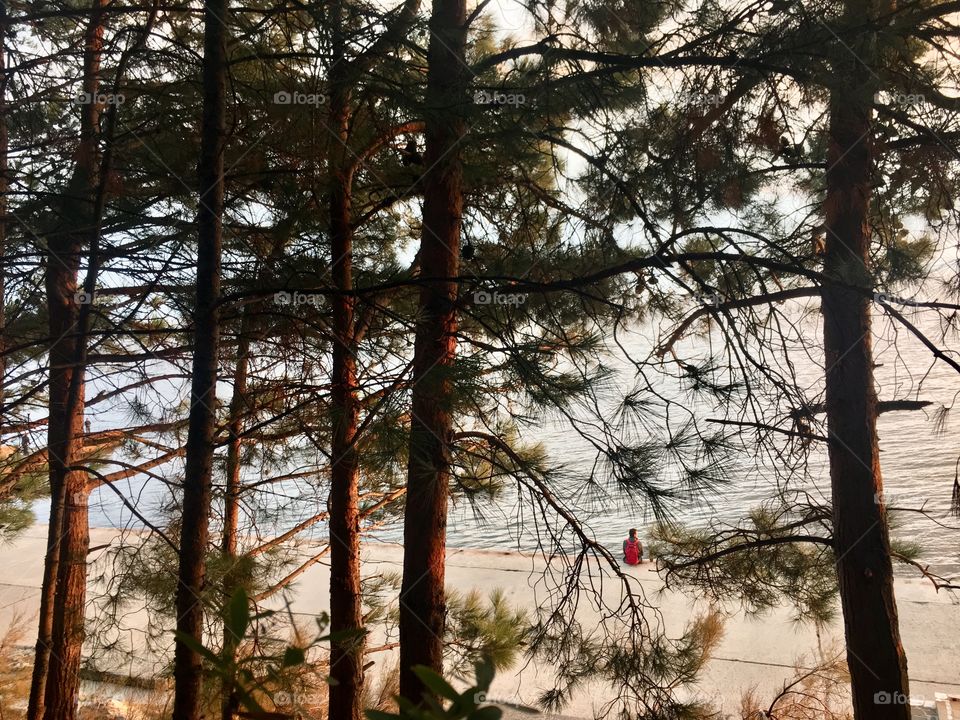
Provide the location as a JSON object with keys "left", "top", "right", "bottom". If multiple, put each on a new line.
{"left": 172, "top": 0, "right": 227, "bottom": 717}
{"left": 399, "top": 0, "right": 468, "bottom": 703}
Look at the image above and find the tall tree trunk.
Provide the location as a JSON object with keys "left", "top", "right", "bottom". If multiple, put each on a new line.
{"left": 322, "top": 2, "right": 422, "bottom": 711}
{"left": 34, "top": 4, "right": 105, "bottom": 718}
{"left": 219, "top": 319, "right": 249, "bottom": 720}
{"left": 822, "top": 0, "right": 909, "bottom": 717}
{"left": 327, "top": 16, "right": 366, "bottom": 715}
{"left": 172, "top": 0, "right": 226, "bottom": 716}
{"left": 27, "top": 498, "right": 60, "bottom": 720}
{"left": 398, "top": 0, "right": 466, "bottom": 703}
{"left": 221, "top": 334, "right": 247, "bottom": 565}
{"left": 219, "top": 220, "right": 291, "bottom": 719}
{"left": 0, "top": 0, "right": 7, "bottom": 422}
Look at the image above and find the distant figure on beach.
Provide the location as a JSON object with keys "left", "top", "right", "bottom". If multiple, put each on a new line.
{"left": 623, "top": 528, "right": 643, "bottom": 565}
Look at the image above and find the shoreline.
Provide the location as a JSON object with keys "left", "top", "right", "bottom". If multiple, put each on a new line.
{"left": 1, "top": 525, "right": 958, "bottom": 717}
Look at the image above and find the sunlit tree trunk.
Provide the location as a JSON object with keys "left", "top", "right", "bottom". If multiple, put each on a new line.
{"left": 326, "top": 5, "right": 366, "bottom": 716}
{"left": 398, "top": 0, "right": 467, "bottom": 703}
{"left": 822, "top": 0, "right": 909, "bottom": 717}
{"left": 34, "top": 3, "right": 105, "bottom": 718}
{"left": 172, "top": 0, "right": 227, "bottom": 716}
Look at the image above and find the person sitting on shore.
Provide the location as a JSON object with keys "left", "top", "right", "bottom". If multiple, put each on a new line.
{"left": 623, "top": 528, "right": 643, "bottom": 565}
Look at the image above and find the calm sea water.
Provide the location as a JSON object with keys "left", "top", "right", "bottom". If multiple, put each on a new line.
{"left": 439, "top": 309, "right": 960, "bottom": 578}
{"left": 83, "top": 307, "right": 960, "bottom": 578}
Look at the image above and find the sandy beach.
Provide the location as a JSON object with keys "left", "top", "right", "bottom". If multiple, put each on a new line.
{"left": 1, "top": 526, "right": 958, "bottom": 718}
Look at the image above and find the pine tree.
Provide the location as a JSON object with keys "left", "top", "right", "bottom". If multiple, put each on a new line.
{"left": 172, "top": 0, "right": 227, "bottom": 716}
{"left": 820, "top": 0, "right": 910, "bottom": 714}
{"left": 34, "top": 3, "right": 107, "bottom": 717}
{"left": 326, "top": 7, "right": 371, "bottom": 714}
{"left": 398, "top": 0, "right": 468, "bottom": 703}
{"left": 558, "top": 3, "right": 960, "bottom": 718}
{"left": 8, "top": 1, "right": 959, "bottom": 717}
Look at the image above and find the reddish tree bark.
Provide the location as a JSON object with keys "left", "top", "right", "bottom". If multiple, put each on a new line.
{"left": 219, "top": 322, "right": 249, "bottom": 720}
{"left": 322, "top": 3, "right": 420, "bottom": 712}
{"left": 327, "top": 160, "right": 366, "bottom": 719}
{"left": 326, "top": 23, "right": 367, "bottom": 719}
{"left": 221, "top": 336, "right": 247, "bottom": 565}
{"left": 822, "top": 0, "right": 910, "bottom": 717}
{"left": 398, "top": 0, "right": 467, "bottom": 703}
{"left": 220, "top": 230, "right": 289, "bottom": 720}
{"left": 33, "top": 4, "right": 106, "bottom": 718}
{"left": 172, "top": 0, "right": 226, "bottom": 717}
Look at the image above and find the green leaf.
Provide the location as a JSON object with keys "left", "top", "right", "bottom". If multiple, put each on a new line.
{"left": 474, "top": 658, "right": 495, "bottom": 690}
{"left": 413, "top": 665, "right": 460, "bottom": 702}
{"left": 473, "top": 707, "right": 504, "bottom": 720}
{"left": 225, "top": 587, "right": 251, "bottom": 646}
{"left": 421, "top": 694, "right": 446, "bottom": 716}
{"left": 395, "top": 696, "right": 419, "bottom": 712}
{"left": 365, "top": 711, "right": 399, "bottom": 720}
